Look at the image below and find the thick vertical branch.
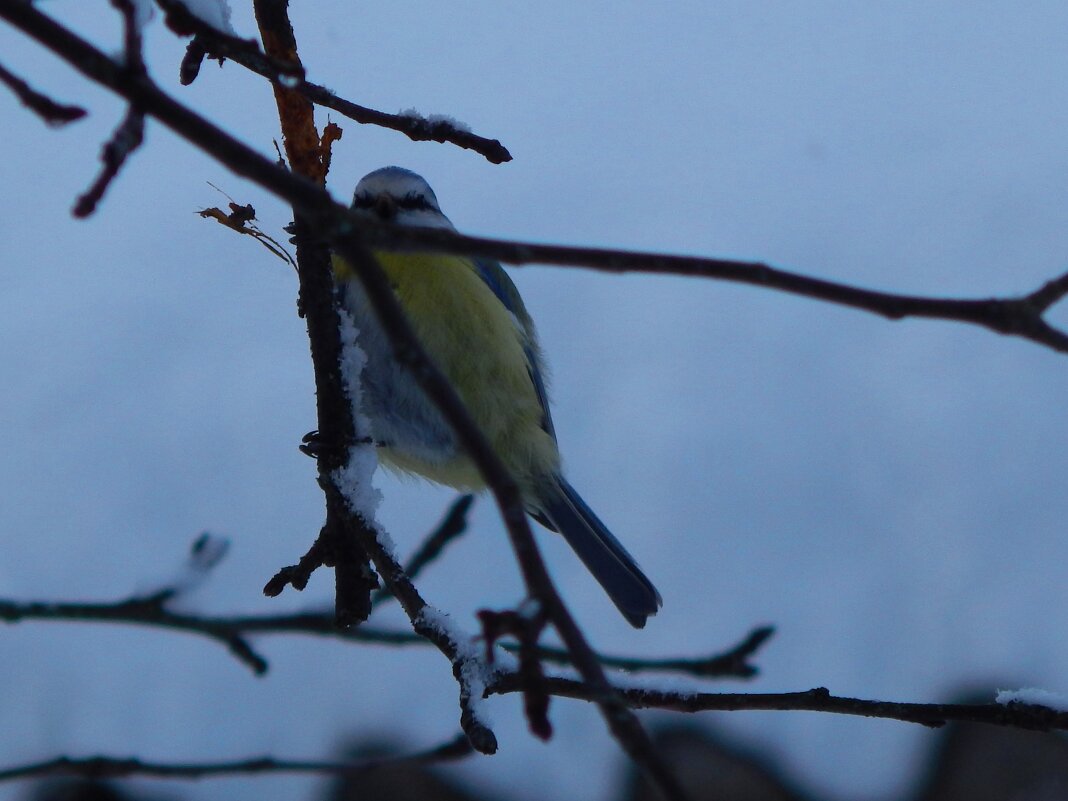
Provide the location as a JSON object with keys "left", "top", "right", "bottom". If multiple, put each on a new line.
{"left": 251, "top": 0, "right": 323, "bottom": 183}
{"left": 251, "top": 0, "right": 376, "bottom": 624}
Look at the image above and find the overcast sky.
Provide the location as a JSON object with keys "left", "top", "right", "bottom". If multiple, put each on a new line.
{"left": 2, "top": 3, "right": 1068, "bottom": 800}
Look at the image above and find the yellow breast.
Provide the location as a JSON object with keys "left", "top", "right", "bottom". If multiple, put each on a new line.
{"left": 336, "top": 251, "right": 560, "bottom": 493}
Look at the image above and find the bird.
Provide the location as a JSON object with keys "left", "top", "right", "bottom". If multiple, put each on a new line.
{"left": 333, "top": 166, "right": 661, "bottom": 628}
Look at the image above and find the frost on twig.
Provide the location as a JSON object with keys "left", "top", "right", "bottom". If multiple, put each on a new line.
{"left": 996, "top": 687, "right": 1068, "bottom": 712}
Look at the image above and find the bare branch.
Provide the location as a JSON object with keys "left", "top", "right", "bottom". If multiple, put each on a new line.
{"left": 372, "top": 494, "right": 476, "bottom": 608}
{"left": 70, "top": 0, "right": 148, "bottom": 217}
{"left": 150, "top": 0, "right": 511, "bottom": 163}
{"left": 0, "top": 733, "right": 473, "bottom": 783}
{"left": 489, "top": 678, "right": 1068, "bottom": 733}
{"left": 72, "top": 106, "right": 145, "bottom": 217}
{"left": 479, "top": 605, "right": 554, "bottom": 740}
{"left": 531, "top": 625, "right": 775, "bottom": 680}
{"left": 3, "top": 583, "right": 1062, "bottom": 739}
{"left": 0, "top": 594, "right": 271, "bottom": 675}
{"left": 332, "top": 223, "right": 1068, "bottom": 355}
{"left": 12, "top": 0, "right": 1055, "bottom": 363}
{"left": 0, "top": 59, "right": 86, "bottom": 125}
{"left": 0, "top": 591, "right": 769, "bottom": 682}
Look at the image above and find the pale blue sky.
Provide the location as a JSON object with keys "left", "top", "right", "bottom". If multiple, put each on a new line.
{"left": 2, "top": 3, "right": 1068, "bottom": 800}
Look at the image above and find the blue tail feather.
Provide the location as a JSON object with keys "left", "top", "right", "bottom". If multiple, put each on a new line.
{"left": 536, "top": 476, "right": 661, "bottom": 628}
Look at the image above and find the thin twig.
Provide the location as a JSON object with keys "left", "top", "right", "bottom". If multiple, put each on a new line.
{"left": 149, "top": 0, "right": 511, "bottom": 163}
{"left": 211, "top": 41, "right": 512, "bottom": 164}
{"left": 0, "top": 593, "right": 770, "bottom": 682}
{"left": 0, "top": 59, "right": 86, "bottom": 125}
{"left": 72, "top": 107, "right": 144, "bottom": 217}
{"left": 489, "top": 678, "right": 1068, "bottom": 732}
{"left": 72, "top": 0, "right": 146, "bottom": 218}
{"left": 372, "top": 494, "right": 476, "bottom": 608}
{"left": 531, "top": 625, "right": 775, "bottom": 679}
{"left": 0, "top": 733, "right": 473, "bottom": 783}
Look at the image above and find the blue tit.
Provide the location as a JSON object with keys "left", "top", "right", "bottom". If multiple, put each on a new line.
{"left": 333, "top": 166, "right": 661, "bottom": 628}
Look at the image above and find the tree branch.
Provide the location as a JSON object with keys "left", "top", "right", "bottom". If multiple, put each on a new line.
{"left": 334, "top": 223, "right": 1068, "bottom": 355}
{"left": 530, "top": 624, "right": 775, "bottom": 680}
{"left": 0, "top": 59, "right": 86, "bottom": 125}
{"left": 249, "top": 0, "right": 502, "bottom": 754}
{"left": 371, "top": 493, "right": 476, "bottom": 608}
{"left": 71, "top": 0, "right": 145, "bottom": 218}
{"left": 489, "top": 678, "right": 1068, "bottom": 733}
{"left": 0, "top": 733, "right": 473, "bottom": 783}
{"left": 0, "top": 593, "right": 770, "bottom": 681}
{"left": 72, "top": 106, "right": 144, "bottom": 217}
{"left": 151, "top": 0, "right": 511, "bottom": 163}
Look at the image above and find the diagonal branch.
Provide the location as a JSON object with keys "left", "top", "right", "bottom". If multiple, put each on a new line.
{"left": 0, "top": 59, "right": 86, "bottom": 125}
{"left": 334, "top": 223, "right": 1068, "bottom": 355}
{"left": 71, "top": 0, "right": 146, "bottom": 218}
{"left": 236, "top": 3, "right": 676, "bottom": 788}
{"left": 72, "top": 106, "right": 144, "bottom": 218}
{"left": 151, "top": 0, "right": 511, "bottom": 163}
{"left": 327, "top": 228, "right": 691, "bottom": 800}
{"left": 371, "top": 494, "right": 476, "bottom": 609}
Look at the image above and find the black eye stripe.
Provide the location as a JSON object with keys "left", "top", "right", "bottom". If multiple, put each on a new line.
{"left": 398, "top": 193, "right": 432, "bottom": 210}
{"left": 352, "top": 191, "right": 435, "bottom": 212}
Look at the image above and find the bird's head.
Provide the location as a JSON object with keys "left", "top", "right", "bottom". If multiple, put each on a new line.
{"left": 350, "top": 166, "right": 454, "bottom": 229}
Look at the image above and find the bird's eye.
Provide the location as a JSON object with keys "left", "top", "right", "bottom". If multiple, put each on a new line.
{"left": 398, "top": 192, "right": 431, "bottom": 210}
{"left": 352, "top": 192, "right": 374, "bottom": 209}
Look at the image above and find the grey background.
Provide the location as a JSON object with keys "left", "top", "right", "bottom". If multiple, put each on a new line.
{"left": 2, "top": 3, "right": 1067, "bottom": 800}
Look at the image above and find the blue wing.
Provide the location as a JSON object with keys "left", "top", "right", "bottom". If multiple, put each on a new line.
{"left": 472, "top": 258, "right": 556, "bottom": 439}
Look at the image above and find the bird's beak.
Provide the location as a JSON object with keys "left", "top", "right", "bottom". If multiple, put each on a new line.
{"left": 374, "top": 194, "right": 397, "bottom": 221}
